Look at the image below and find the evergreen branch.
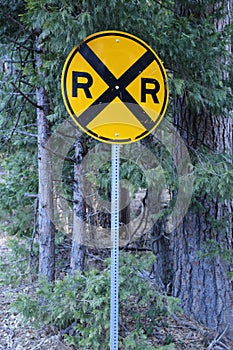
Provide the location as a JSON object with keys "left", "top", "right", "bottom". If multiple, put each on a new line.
{"left": 11, "top": 82, "right": 43, "bottom": 110}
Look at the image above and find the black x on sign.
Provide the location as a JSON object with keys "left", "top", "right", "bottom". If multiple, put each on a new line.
{"left": 61, "top": 31, "right": 169, "bottom": 144}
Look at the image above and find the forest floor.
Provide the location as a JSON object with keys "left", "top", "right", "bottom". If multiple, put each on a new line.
{"left": 0, "top": 234, "right": 232, "bottom": 350}
{"left": 0, "top": 235, "right": 74, "bottom": 350}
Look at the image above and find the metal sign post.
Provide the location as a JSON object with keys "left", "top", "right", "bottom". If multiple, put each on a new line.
{"left": 110, "top": 144, "right": 120, "bottom": 350}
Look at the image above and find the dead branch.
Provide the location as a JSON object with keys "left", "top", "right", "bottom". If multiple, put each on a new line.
{"left": 120, "top": 246, "right": 152, "bottom": 252}
{"left": 216, "top": 340, "right": 231, "bottom": 350}
{"left": 4, "top": 13, "right": 25, "bottom": 30}
{"left": 2, "top": 34, "right": 30, "bottom": 51}
{"left": 9, "top": 100, "right": 26, "bottom": 138}
{"left": 4, "top": 59, "right": 35, "bottom": 64}
{"left": 171, "top": 313, "right": 198, "bottom": 331}
{"left": 30, "top": 197, "right": 39, "bottom": 259}
{"left": 15, "top": 130, "right": 38, "bottom": 138}
{"left": 86, "top": 253, "right": 105, "bottom": 262}
{"left": 207, "top": 326, "right": 229, "bottom": 349}
{"left": 24, "top": 193, "right": 38, "bottom": 198}
{"left": 11, "top": 82, "right": 42, "bottom": 109}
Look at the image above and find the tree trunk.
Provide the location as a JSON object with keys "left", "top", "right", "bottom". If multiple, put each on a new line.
{"left": 152, "top": 216, "right": 172, "bottom": 291}
{"left": 36, "top": 39, "right": 55, "bottom": 282}
{"left": 119, "top": 185, "right": 130, "bottom": 226}
{"left": 172, "top": 1, "right": 233, "bottom": 338}
{"left": 70, "top": 136, "right": 87, "bottom": 274}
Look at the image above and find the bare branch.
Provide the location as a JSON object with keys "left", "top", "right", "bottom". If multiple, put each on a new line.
{"left": 207, "top": 326, "right": 229, "bottom": 349}
{"left": 4, "top": 59, "right": 35, "bottom": 64}
{"left": 4, "top": 13, "right": 25, "bottom": 30}
{"left": 30, "top": 197, "right": 39, "bottom": 259}
{"left": 20, "top": 123, "right": 37, "bottom": 128}
{"left": 2, "top": 34, "right": 30, "bottom": 51}
{"left": 24, "top": 193, "right": 38, "bottom": 198}
{"left": 11, "top": 82, "right": 43, "bottom": 109}
{"left": 153, "top": 0, "right": 176, "bottom": 14}
{"left": 120, "top": 246, "right": 152, "bottom": 252}
{"left": 9, "top": 100, "right": 26, "bottom": 139}
{"left": 19, "top": 79, "right": 35, "bottom": 88}
{"left": 15, "top": 130, "right": 38, "bottom": 138}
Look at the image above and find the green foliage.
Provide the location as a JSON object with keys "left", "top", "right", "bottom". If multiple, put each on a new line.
{"left": 0, "top": 144, "right": 38, "bottom": 236}
{"left": 0, "top": 239, "right": 33, "bottom": 286}
{"left": 20, "top": 0, "right": 166, "bottom": 124}
{"left": 123, "top": 329, "right": 174, "bottom": 349}
{"left": 0, "top": 0, "right": 26, "bottom": 42}
{"left": 193, "top": 149, "right": 233, "bottom": 202}
{"left": 86, "top": 156, "right": 148, "bottom": 202}
{"left": 166, "top": 3, "right": 233, "bottom": 116}
{"left": 1, "top": 4, "right": 233, "bottom": 346}
{"left": 83, "top": 140, "right": 177, "bottom": 213}
{"left": 0, "top": 0, "right": 38, "bottom": 237}
{"left": 1, "top": 0, "right": 233, "bottom": 244}
{"left": 12, "top": 252, "right": 181, "bottom": 349}
{"left": 200, "top": 239, "right": 233, "bottom": 264}
{"left": 198, "top": 237, "right": 233, "bottom": 281}
{"left": 198, "top": 239, "right": 233, "bottom": 281}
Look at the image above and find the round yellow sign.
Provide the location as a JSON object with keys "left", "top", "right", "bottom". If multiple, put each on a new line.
{"left": 61, "top": 31, "right": 169, "bottom": 144}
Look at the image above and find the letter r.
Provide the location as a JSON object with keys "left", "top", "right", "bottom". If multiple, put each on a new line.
{"left": 72, "top": 72, "right": 93, "bottom": 98}
{"left": 141, "top": 78, "right": 160, "bottom": 103}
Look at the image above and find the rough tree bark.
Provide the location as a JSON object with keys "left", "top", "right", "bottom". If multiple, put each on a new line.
{"left": 36, "top": 37, "right": 55, "bottom": 282}
{"left": 70, "top": 136, "right": 87, "bottom": 274}
{"left": 172, "top": 0, "right": 233, "bottom": 338}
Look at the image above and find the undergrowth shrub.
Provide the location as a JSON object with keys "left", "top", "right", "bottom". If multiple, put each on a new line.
{"left": 0, "top": 233, "right": 67, "bottom": 287}
{"left": 0, "top": 239, "right": 34, "bottom": 286}
{"left": 12, "top": 252, "right": 181, "bottom": 350}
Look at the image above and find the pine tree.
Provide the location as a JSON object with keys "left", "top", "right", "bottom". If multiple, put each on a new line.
{"left": 172, "top": 0, "right": 233, "bottom": 337}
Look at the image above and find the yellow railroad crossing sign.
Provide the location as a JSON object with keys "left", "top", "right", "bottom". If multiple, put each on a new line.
{"left": 61, "top": 30, "right": 169, "bottom": 144}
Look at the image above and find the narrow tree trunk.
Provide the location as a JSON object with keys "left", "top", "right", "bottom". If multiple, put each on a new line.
{"left": 36, "top": 39, "right": 55, "bottom": 282}
{"left": 70, "top": 136, "right": 87, "bottom": 274}
{"left": 172, "top": 1, "right": 233, "bottom": 338}
{"left": 119, "top": 185, "right": 130, "bottom": 226}
{"left": 152, "top": 216, "right": 172, "bottom": 291}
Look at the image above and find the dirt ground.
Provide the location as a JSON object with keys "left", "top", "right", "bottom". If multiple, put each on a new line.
{"left": 0, "top": 234, "right": 232, "bottom": 350}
